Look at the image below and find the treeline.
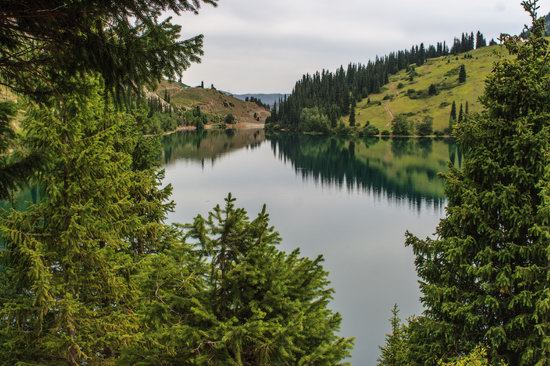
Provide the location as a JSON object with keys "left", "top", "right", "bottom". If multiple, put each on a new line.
{"left": 245, "top": 96, "right": 270, "bottom": 109}
{"left": 268, "top": 30, "right": 490, "bottom": 130}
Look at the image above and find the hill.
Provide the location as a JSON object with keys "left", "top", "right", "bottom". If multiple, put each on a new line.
{"left": 343, "top": 44, "right": 507, "bottom": 132}
{"left": 155, "top": 81, "right": 270, "bottom": 128}
{"left": 232, "top": 93, "right": 288, "bottom": 106}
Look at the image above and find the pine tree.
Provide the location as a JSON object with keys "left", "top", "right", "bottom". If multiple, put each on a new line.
{"left": 458, "top": 64, "right": 467, "bottom": 83}
{"left": 458, "top": 103, "right": 464, "bottom": 123}
{"left": 465, "top": 101, "right": 470, "bottom": 115}
{"left": 406, "top": 2, "right": 550, "bottom": 364}
{"left": 123, "top": 195, "right": 355, "bottom": 364}
{"left": 0, "top": 79, "right": 173, "bottom": 364}
{"left": 378, "top": 305, "right": 408, "bottom": 366}
{"left": 449, "top": 101, "right": 457, "bottom": 131}
{"left": 349, "top": 101, "right": 356, "bottom": 127}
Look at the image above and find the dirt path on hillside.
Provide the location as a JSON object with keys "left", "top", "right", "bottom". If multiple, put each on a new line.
{"left": 383, "top": 102, "right": 394, "bottom": 126}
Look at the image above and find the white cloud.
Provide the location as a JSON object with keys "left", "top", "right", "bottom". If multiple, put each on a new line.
{"left": 172, "top": 0, "right": 548, "bottom": 93}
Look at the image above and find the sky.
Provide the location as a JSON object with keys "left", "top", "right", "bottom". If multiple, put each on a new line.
{"left": 172, "top": 0, "right": 549, "bottom": 94}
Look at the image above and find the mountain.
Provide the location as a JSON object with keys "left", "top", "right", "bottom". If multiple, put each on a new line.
{"left": 155, "top": 81, "right": 270, "bottom": 126}
{"left": 232, "top": 93, "right": 288, "bottom": 106}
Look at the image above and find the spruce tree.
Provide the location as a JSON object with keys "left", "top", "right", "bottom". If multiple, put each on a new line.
{"left": 377, "top": 305, "right": 408, "bottom": 366}
{"left": 123, "top": 195, "right": 355, "bottom": 365}
{"left": 350, "top": 101, "right": 357, "bottom": 127}
{"left": 458, "top": 103, "right": 464, "bottom": 123}
{"left": 0, "top": 79, "right": 173, "bottom": 364}
{"left": 458, "top": 64, "right": 467, "bottom": 83}
{"left": 406, "top": 2, "right": 550, "bottom": 364}
{"left": 449, "top": 101, "right": 457, "bottom": 131}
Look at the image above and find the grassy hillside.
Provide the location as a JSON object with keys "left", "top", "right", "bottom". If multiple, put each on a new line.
{"left": 343, "top": 44, "right": 508, "bottom": 132}
{"left": 155, "top": 81, "right": 270, "bottom": 127}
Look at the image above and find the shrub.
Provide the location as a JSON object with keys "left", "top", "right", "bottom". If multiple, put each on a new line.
{"left": 416, "top": 116, "right": 433, "bottom": 136}
{"left": 224, "top": 113, "right": 236, "bottom": 124}
{"left": 391, "top": 114, "right": 412, "bottom": 136}
{"left": 363, "top": 122, "right": 380, "bottom": 136}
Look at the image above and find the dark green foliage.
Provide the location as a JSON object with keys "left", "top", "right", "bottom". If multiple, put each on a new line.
{"left": 247, "top": 96, "right": 270, "bottom": 109}
{"left": 377, "top": 305, "right": 408, "bottom": 366}
{"left": 349, "top": 101, "right": 356, "bottom": 127}
{"left": 458, "top": 65, "right": 467, "bottom": 83}
{"left": 300, "top": 107, "right": 331, "bottom": 133}
{"left": 0, "top": 101, "right": 39, "bottom": 200}
{"left": 123, "top": 195, "right": 354, "bottom": 365}
{"left": 363, "top": 121, "right": 380, "bottom": 136}
{"left": 0, "top": 0, "right": 217, "bottom": 101}
{"left": 458, "top": 104, "right": 464, "bottom": 123}
{"left": 476, "top": 31, "right": 488, "bottom": 48}
{"left": 0, "top": 79, "right": 173, "bottom": 364}
{"left": 428, "top": 84, "right": 438, "bottom": 96}
{"left": 451, "top": 32, "right": 477, "bottom": 54}
{"left": 416, "top": 117, "right": 434, "bottom": 136}
{"left": 405, "top": 2, "right": 550, "bottom": 364}
{"left": 391, "top": 115, "right": 412, "bottom": 136}
{"left": 224, "top": 113, "right": 236, "bottom": 124}
{"left": 449, "top": 101, "right": 457, "bottom": 131}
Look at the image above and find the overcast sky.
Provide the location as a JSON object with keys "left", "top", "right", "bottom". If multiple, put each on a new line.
{"left": 172, "top": 0, "right": 549, "bottom": 94}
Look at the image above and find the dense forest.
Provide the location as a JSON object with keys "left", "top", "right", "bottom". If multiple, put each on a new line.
{"left": 267, "top": 31, "right": 490, "bottom": 132}
{"left": 0, "top": 1, "right": 549, "bottom": 366}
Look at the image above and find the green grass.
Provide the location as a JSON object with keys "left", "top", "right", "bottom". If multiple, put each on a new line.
{"left": 344, "top": 44, "right": 509, "bottom": 132}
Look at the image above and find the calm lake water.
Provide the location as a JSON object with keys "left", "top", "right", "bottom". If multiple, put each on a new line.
{"left": 162, "top": 129, "right": 460, "bottom": 366}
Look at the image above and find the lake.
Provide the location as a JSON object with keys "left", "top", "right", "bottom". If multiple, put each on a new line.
{"left": 162, "top": 129, "right": 461, "bottom": 366}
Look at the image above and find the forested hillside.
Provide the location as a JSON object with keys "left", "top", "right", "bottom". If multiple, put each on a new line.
{"left": 269, "top": 31, "right": 494, "bottom": 133}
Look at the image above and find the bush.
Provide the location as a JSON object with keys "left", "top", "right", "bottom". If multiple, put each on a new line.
{"left": 434, "top": 130, "right": 445, "bottom": 137}
{"left": 416, "top": 116, "right": 433, "bottom": 136}
{"left": 300, "top": 107, "right": 330, "bottom": 133}
{"left": 381, "top": 129, "right": 391, "bottom": 136}
{"left": 363, "top": 122, "right": 380, "bottom": 136}
{"left": 224, "top": 113, "right": 236, "bottom": 124}
{"left": 391, "top": 114, "right": 413, "bottom": 136}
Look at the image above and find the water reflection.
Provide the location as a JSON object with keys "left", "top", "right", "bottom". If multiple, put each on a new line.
{"left": 161, "top": 130, "right": 460, "bottom": 211}
{"left": 161, "top": 129, "right": 265, "bottom": 167}
{"left": 270, "top": 135, "right": 460, "bottom": 211}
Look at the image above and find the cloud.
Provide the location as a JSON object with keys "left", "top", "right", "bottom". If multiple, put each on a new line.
{"left": 171, "top": 0, "right": 548, "bottom": 93}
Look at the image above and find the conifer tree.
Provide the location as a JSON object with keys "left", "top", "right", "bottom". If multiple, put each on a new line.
{"left": 458, "top": 64, "right": 467, "bottom": 83}
{"left": 350, "top": 101, "right": 357, "bottom": 127}
{"left": 458, "top": 103, "right": 464, "bottom": 123}
{"left": 377, "top": 305, "right": 408, "bottom": 366}
{"left": 449, "top": 101, "right": 457, "bottom": 131}
{"left": 406, "top": 2, "right": 550, "bottom": 364}
{"left": 124, "top": 195, "right": 355, "bottom": 365}
{"left": 0, "top": 79, "right": 173, "bottom": 364}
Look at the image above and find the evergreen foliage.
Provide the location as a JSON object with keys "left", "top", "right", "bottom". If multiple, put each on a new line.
{"left": 0, "top": 101, "right": 39, "bottom": 200}
{"left": 0, "top": 0, "right": 217, "bottom": 101}
{"left": 0, "top": 79, "right": 173, "bottom": 364}
{"left": 458, "top": 64, "right": 467, "bottom": 83}
{"left": 405, "top": 2, "right": 550, "bottom": 364}
{"left": 123, "top": 195, "right": 354, "bottom": 365}
{"left": 377, "top": 305, "right": 408, "bottom": 366}
{"left": 349, "top": 101, "right": 356, "bottom": 127}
